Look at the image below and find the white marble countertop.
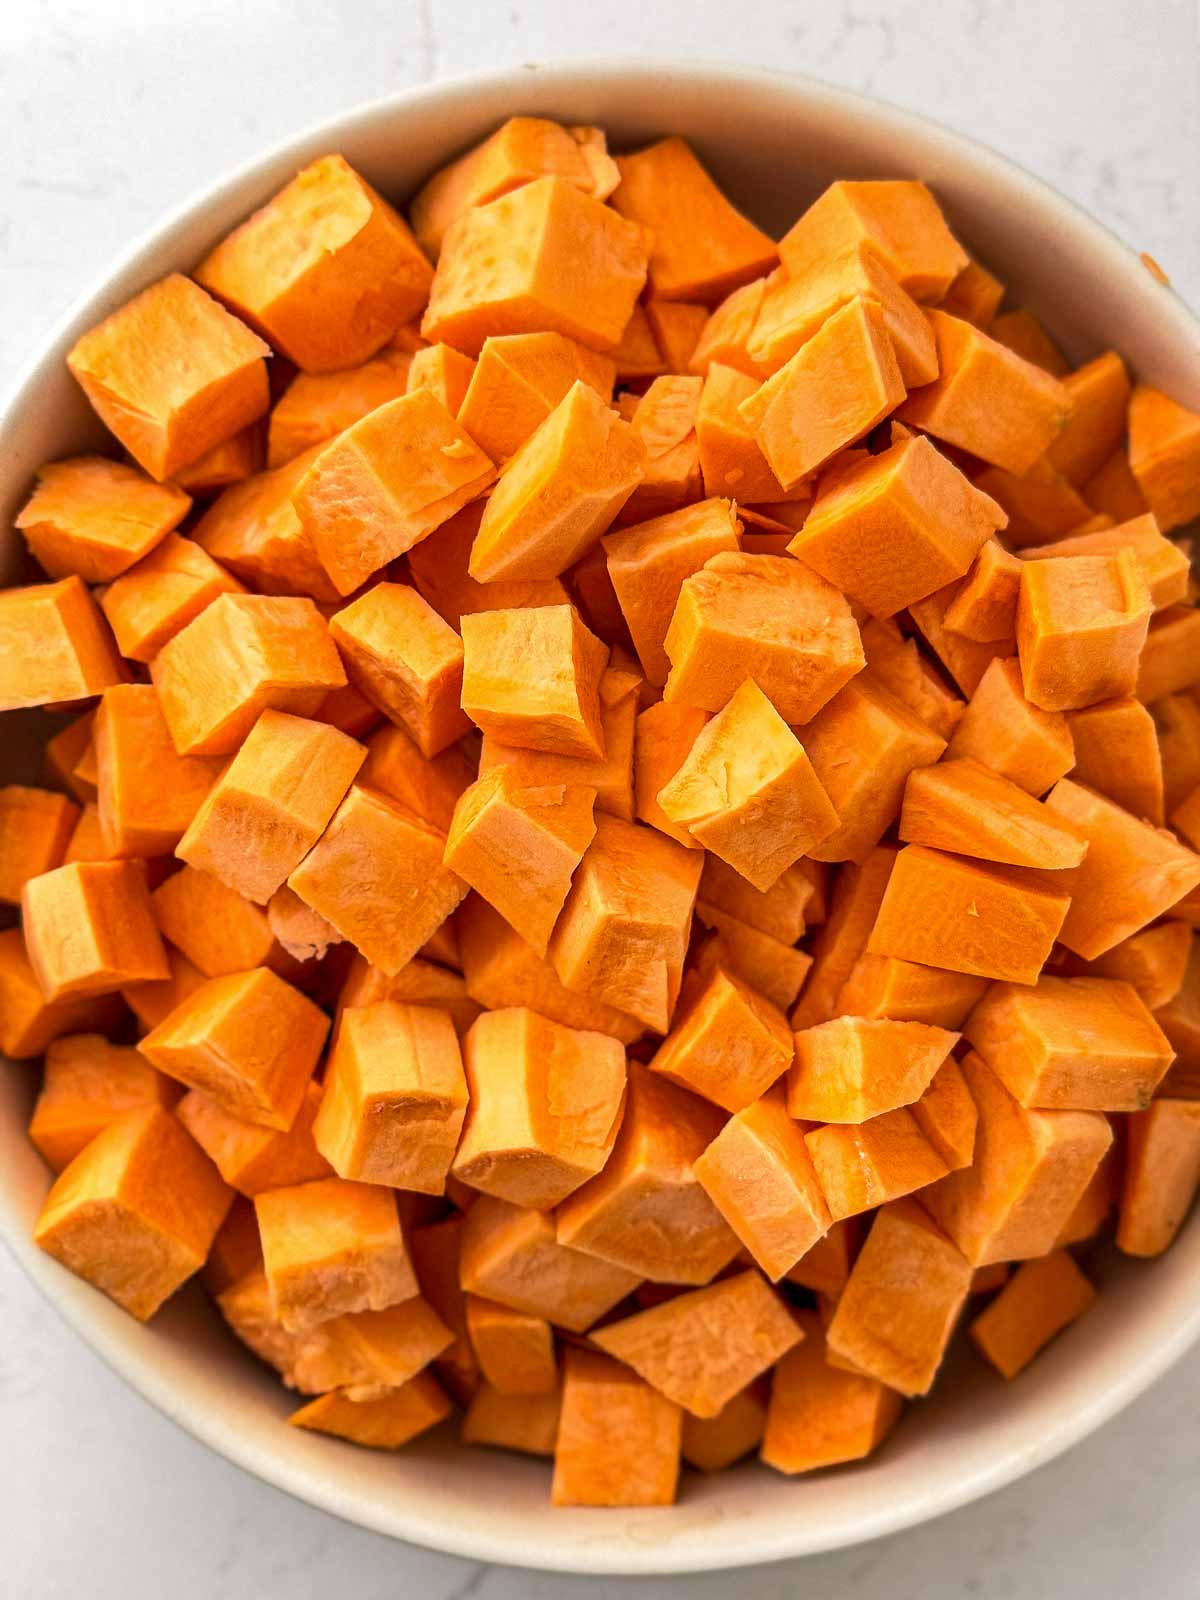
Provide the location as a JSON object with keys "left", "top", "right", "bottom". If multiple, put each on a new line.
{"left": 2, "top": 2, "right": 1198, "bottom": 1596}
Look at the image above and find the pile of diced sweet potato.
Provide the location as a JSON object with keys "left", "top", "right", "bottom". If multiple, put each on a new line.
{"left": 3, "top": 114, "right": 1200, "bottom": 1507}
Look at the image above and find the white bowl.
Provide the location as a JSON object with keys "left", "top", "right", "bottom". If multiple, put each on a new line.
{"left": 2, "top": 60, "right": 1199, "bottom": 1579}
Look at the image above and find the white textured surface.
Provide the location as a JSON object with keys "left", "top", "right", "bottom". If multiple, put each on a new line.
{"left": 2, "top": 3, "right": 1199, "bottom": 1596}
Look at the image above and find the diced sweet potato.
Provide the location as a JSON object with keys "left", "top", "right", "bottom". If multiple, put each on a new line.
{"left": 464, "top": 1295, "right": 556, "bottom": 1395}
{"left": 940, "top": 258, "right": 1003, "bottom": 327}
{"left": 288, "top": 785, "right": 466, "bottom": 977}
{"left": 357, "top": 721, "right": 473, "bottom": 833}
{"left": 897, "top": 311, "right": 1072, "bottom": 474}
{"left": 899, "top": 756, "right": 1088, "bottom": 869}
{"left": 550, "top": 815, "right": 702, "bottom": 1034}
{"left": 834, "top": 956, "right": 987, "bottom": 1031}
{"left": 1136, "top": 605, "right": 1200, "bottom": 704}
{"left": 690, "top": 914, "right": 812, "bottom": 1015}
{"left": 693, "top": 1088, "right": 831, "bottom": 1280}
{"left": 789, "top": 1016, "right": 958, "bottom": 1123}
{"left": 460, "top": 603, "right": 607, "bottom": 761}
{"left": 695, "top": 362, "right": 801, "bottom": 503}
{"left": 140, "top": 966, "right": 327, "bottom": 1129}
{"left": 196, "top": 154, "right": 433, "bottom": 372}
{"left": 266, "top": 340, "right": 414, "bottom": 468}
{"left": 1017, "top": 552, "right": 1152, "bottom": 712}
{"left": 459, "top": 1193, "right": 639, "bottom": 1332}
{"left": 908, "top": 582, "right": 1011, "bottom": 697}
{"left": 944, "top": 539, "right": 1023, "bottom": 642}
{"left": 462, "top": 1380, "right": 563, "bottom": 1455}
{"left": 93, "top": 684, "right": 220, "bottom": 859}
{"left": 859, "top": 617, "right": 965, "bottom": 741}
{"left": 204, "top": 1198, "right": 263, "bottom": 1295}
{"left": 1080, "top": 920, "right": 1192, "bottom": 1012}
{"left": 657, "top": 679, "right": 838, "bottom": 888}
{"left": 457, "top": 331, "right": 614, "bottom": 464}
{"left": 16, "top": 456, "right": 190, "bottom": 582}
{"left": 969, "top": 1249, "right": 1096, "bottom": 1377}
{"left": 681, "top": 1382, "right": 768, "bottom": 1471}
{"left": 556, "top": 1061, "right": 738, "bottom": 1284}
{"left": 257, "top": 1175, "right": 416, "bottom": 1333}
{"left": 785, "top": 1218, "right": 863, "bottom": 1297}
{"left": 633, "top": 701, "right": 711, "bottom": 848}
{"left": 1117, "top": 1098, "right": 1200, "bottom": 1256}
{"left": 779, "top": 180, "right": 967, "bottom": 301}
{"left": 1127, "top": 385, "right": 1200, "bottom": 532}
{"left": 826, "top": 1199, "right": 972, "bottom": 1396}
{"left": 34, "top": 1105, "right": 231, "bottom": 1319}
{"left": 649, "top": 963, "right": 792, "bottom": 1113}
{"left": 28, "top": 1034, "right": 175, "bottom": 1172}
{"left": 966, "top": 973, "right": 1174, "bottom": 1111}
{"left": 151, "top": 865, "right": 295, "bottom": 979}
{"left": 289, "top": 1372, "right": 451, "bottom": 1449}
{"left": 739, "top": 297, "right": 905, "bottom": 489}
{"left": 689, "top": 278, "right": 771, "bottom": 377}
{"left": 868, "top": 844, "right": 1071, "bottom": 984}
{"left": 1065, "top": 696, "right": 1164, "bottom": 824}
{"left": 761, "top": 1309, "right": 903, "bottom": 1474}
{"left": 0, "top": 576, "right": 126, "bottom": 712}
{"left": 1044, "top": 778, "right": 1200, "bottom": 958}
{"left": 911, "top": 1057, "right": 979, "bottom": 1170}
{"left": 990, "top": 309, "right": 1069, "bottom": 375}
{"left": 172, "top": 422, "right": 264, "bottom": 496}
{"left": 0, "top": 785, "right": 79, "bottom": 904}
{"left": 176, "top": 1078, "right": 330, "bottom": 1196}
{"left": 292, "top": 389, "right": 495, "bottom": 595}
{"left": 407, "top": 341, "right": 477, "bottom": 414}
{"left": 551, "top": 1348, "right": 682, "bottom": 1507}
{"left": 973, "top": 457, "right": 1092, "bottom": 549}
{"left": 664, "top": 550, "right": 864, "bottom": 723}
{"left": 946, "top": 657, "right": 1074, "bottom": 796}
{"left": 422, "top": 177, "right": 647, "bottom": 355}
{"left": 23, "top": 859, "right": 169, "bottom": 1001}
{"left": 100, "top": 532, "right": 245, "bottom": 662}
{"left": 805, "top": 1109, "right": 948, "bottom": 1221}
{"left": 792, "top": 846, "right": 898, "bottom": 1029}
{"left": 68, "top": 274, "right": 269, "bottom": 480}
{"left": 921, "top": 1050, "right": 1113, "bottom": 1265}
{"left": 0, "top": 928, "right": 124, "bottom": 1060}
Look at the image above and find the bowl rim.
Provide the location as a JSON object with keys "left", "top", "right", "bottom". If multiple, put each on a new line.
{"left": 2, "top": 56, "right": 1200, "bottom": 1577}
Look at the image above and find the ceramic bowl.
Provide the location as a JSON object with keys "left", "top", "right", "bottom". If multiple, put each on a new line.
{"left": 2, "top": 60, "right": 1198, "bottom": 1578}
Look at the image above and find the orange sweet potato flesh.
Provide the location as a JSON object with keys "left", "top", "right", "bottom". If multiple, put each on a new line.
{"left": 649, "top": 962, "right": 793, "bottom": 1113}
{"left": 22, "top": 859, "right": 169, "bottom": 1002}
{"left": 462, "top": 1380, "right": 563, "bottom": 1455}
{"left": 693, "top": 1087, "right": 831, "bottom": 1281}
{"left": 16, "top": 456, "right": 191, "bottom": 583}
{"left": 289, "top": 1372, "right": 452, "bottom": 1449}
{"left": 94, "top": 684, "right": 221, "bottom": 860}
{"left": 946, "top": 657, "right": 1074, "bottom": 796}
{"left": 761, "top": 1309, "right": 903, "bottom": 1475}
{"left": 681, "top": 1381, "right": 768, "bottom": 1472}
{"left": 793, "top": 845, "right": 898, "bottom": 1029}
{"left": 969, "top": 1248, "right": 1096, "bottom": 1378}
{"left": 1065, "top": 696, "right": 1164, "bottom": 825}
{"left": 0, "top": 785, "right": 79, "bottom": 904}
{"left": 789, "top": 1016, "right": 958, "bottom": 1124}
{"left": 0, "top": 577, "right": 126, "bottom": 713}
{"left": 779, "top": 180, "right": 968, "bottom": 302}
{"left": 1127, "top": 385, "right": 1200, "bottom": 533}
{"left": 1017, "top": 552, "right": 1152, "bottom": 713}
{"left": 805, "top": 1109, "right": 948, "bottom": 1221}
{"left": 266, "top": 339, "right": 414, "bottom": 468}
{"left": 100, "top": 532, "right": 246, "bottom": 662}
{"left": 460, "top": 603, "right": 608, "bottom": 762}
{"left": 177, "top": 1078, "right": 330, "bottom": 1197}
{"left": 899, "top": 756, "right": 1088, "bottom": 870}
{"left": 1117, "top": 1098, "right": 1200, "bottom": 1257}
{"left": 551, "top": 1348, "right": 682, "bottom": 1507}
{"left": 29, "top": 1034, "right": 176, "bottom": 1173}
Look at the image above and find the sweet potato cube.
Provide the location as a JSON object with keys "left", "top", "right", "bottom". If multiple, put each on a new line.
{"left": 648, "top": 963, "right": 792, "bottom": 1113}
{"left": 93, "top": 684, "right": 220, "bottom": 859}
{"left": 100, "top": 532, "right": 245, "bottom": 663}
{"left": 695, "top": 362, "right": 797, "bottom": 503}
{"left": 792, "top": 846, "right": 898, "bottom": 1030}
{"left": 761, "top": 1309, "right": 903, "bottom": 1474}
{"left": 457, "top": 331, "right": 615, "bottom": 464}
{"left": 409, "top": 115, "right": 614, "bottom": 259}
{"left": 698, "top": 854, "right": 812, "bottom": 944}
{"left": 23, "top": 859, "right": 168, "bottom": 1001}
{"left": 177, "top": 710, "right": 364, "bottom": 904}
{"left": 969, "top": 1249, "right": 1096, "bottom": 1378}
{"left": 301, "top": 1297, "right": 454, "bottom": 1392}
{"left": 204, "top": 1197, "right": 263, "bottom": 1295}
{"left": 407, "top": 1216, "right": 480, "bottom": 1402}
{"left": 908, "top": 583, "right": 1013, "bottom": 698}
{"left": 897, "top": 311, "right": 1072, "bottom": 474}
{"left": 1083, "top": 920, "right": 1191, "bottom": 1013}
{"left": 899, "top": 756, "right": 1088, "bottom": 870}
{"left": 34, "top": 1105, "right": 231, "bottom": 1319}
{"left": 358, "top": 721, "right": 473, "bottom": 833}
{"left": 663, "top": 550, "right": 864, "bottom": 723}
{"left": 140, "top": 966, "right": 327, "bottom": 1129}
{"left": 67, "top": 273, "right": 269, "bottom": 480}
{"left": 0, "top": 576, "right": 125, "bottom": 712}
{"left": 28, "top": 1034, "right": 175, "bottom": 1173}
{"left": 177, "top": 1076, "right": 329, "bottom": 1196}
{"left": 1016, "top": 552, "right": 1152, "bottom": 712}
{"left": 557, "top": 1061, "right": 738, "bottom": 1284}
{"left": 868, "top": 844, "right": 1070, "bottom": 984}
{"left": 604, "top": 499, "right": 740, "bottom": 687}
{"left": 785, "top": 1218, "right": 863, "bottom": 1297}
{"left": 610, "top": 137, "right": 776, "bottom": 303}
{"left": 257, "top": 1176, "right": 415, "bottom": 1333}
{"left": 266, "top": 341, "right": 414, "bottom": 468}
{"left": 289, "top": 1372, "right": 451, "bottom": 1448}
{"left": 327, "top": 585, "right": 468, "bottom": 758}
{"left": 196, "top": 154, "right": 432, "bottom": 372}
{"left": 827, "top": 1199, "right": 972, "bottom": 1396}
{"left": 806, "top": 1109, "right": 948, "bottom": 1221}
{"left": 800, "top": 677, "right": 947, "bottom": 864}
{"left": 656, "top": 679, "right": 838, "bottom": 889}
{"left": 966, "top": 973, "right": 1174, "bottom": 1111}
{"left": 592, "top": 1268, "right": 800, "bottom": 1419}
{"left": 644, "top": 298, "right": 708, "bottom": 371}
{"left": 406, "top": 341, "right": 476, "bottom": 415}
{"left": 940, "top": 257, "right": 1003, "bottom": 326}
{"left": 1117, "top": 1098, "right": 1200, "bottom": 1256}
{"left": 16, "top": 455, "right": 190, "bottom": 582}
{"left": 464, "top": 1296, "right": 556, "bottom": 1396}
{"left": 972, "top": 456, "right": 1091, "bottom": 549}
{"left": 1023, "top": 514, "right": 1189, "bottom": 614}
{"left": 690, "top": 915, "right": 812, "bottom": 1014}
{"left": 1136, "top": 604, "right": 1200, "bottom": 704}
{"left": 0, "top": 785, "right": 79, "bottom": 904}
{"left": 457, "top": 894, "right": 642, "bottom": 1045}
{"left": 922, "top": 1050, "right": 1112, "bottom": 1265}
{"left": 991, "top": 308, "right": 1069, "bottom": 375}
{"left": 789, "top": 1016, "right": 958, "bottom": 1124}
{"left": 462, "top": 1380, "right": 562, "bottom": 1455}
{"left": 946, "top": 657, "right": 1074, "bottom": 796}
{"left": 151, "top": 865, "right": 292, "bottom": 979}
{"left": 288, "top": 786, "right": 465, "bottom": 976}
{"left": 634, "top": 701, "right": 711, "bottom": 848}
{"left": 452, "top": 1007, "right": 625, "bottom": 1209}
{"left": 551, "top": 1348, "right": 681, "bottom": 1507}
{"left": 944, "top": 538, "right": 1023, "bottom": 643}
{"left": 42, "top": 710, "right": 97, "bottom": 802}
{"left": 406, "top": 504, "right": 567, "bottom": 631}
{"left": 834, "top": 954, "right": 986, "bottom": 1031}
{"left": 779, "top": 179, "right": 968, "bottom": 301}
{"left": 858, "top": 616, "right": 964, "bottom": 741}
{"left": 313, "top": 1000, "right": 466, "bottom": 1193}
{"left": 1066, "top": 695, "right": 1164, "bottom": 824}
{"left": 0, "top": 929, "right": 124, "bottom": 1060}
{"left": 681, "top": 1383, "right": 768, "bottom": 1472}
{"left": 1127, "top": 385, "right": 1200, "bottom": 532}
{"left": 550, "top": 815, "right": 702, "bottom": 1034}
{"left": 1045, "top": 778, "right": 1200, "bottom": 958}
{"left": 422, "top": 177, "right": 647, "bottom": 355}
{"left": 693, "top": 1090, "right": 831, "bottom": 1281}
{"left": 444, "top": 769, "right": 595, "bottom": 957}
{"left": 688, "top": 277, "right": 770, "bottom": 376}
{"left": 1041, "top": 351, "right": 1131, "bottom": 487}
{"left": 335, "top": 951, "right": 478, "bottom": 1038}
{"left": 738, "top": 297, "right": 905, "bottom": 489}
{"left": 292, "top": 390, "right": 495, "bottom": 595}
{"left": 468, "top": 381, "right": 644, "bottom": 583}
{"left": 171, "top": 422, "right": 263, "bottom": 496}
{"left": 151, "top": 593, "right": 344, "bottom": 757}
{"left": 791, "top": 434, "right": 1003, "bottom": 618}
{"left": 911, "top": 1057, "right": 978, "bottom": 1170}
{"left": 460, "top": 1193, "right": 639, "bottom": 1331}
{"left": 460, "top": 603, "right": 607, "bottom": 761}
